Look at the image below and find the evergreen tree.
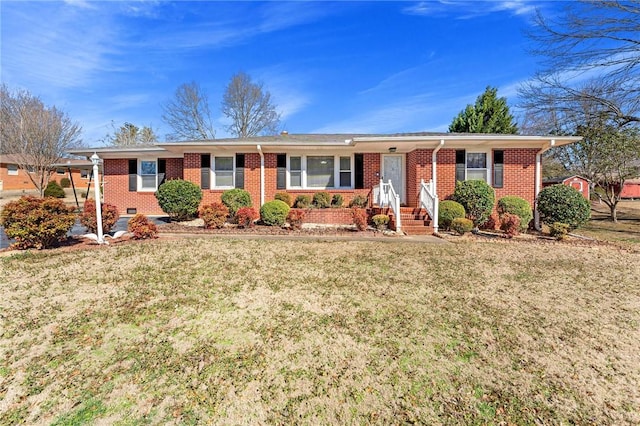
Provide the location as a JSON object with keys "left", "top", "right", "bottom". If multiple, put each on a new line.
{"left": 449, "top": 86, "right": 518, "bottom": 134}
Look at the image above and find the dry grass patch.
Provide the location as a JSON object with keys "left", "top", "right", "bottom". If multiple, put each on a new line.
{"left": 1, "top": 238, "right": 639, "bottom": 425}
{"left": 576, "top": 200, "right": 640, "bottom": 246}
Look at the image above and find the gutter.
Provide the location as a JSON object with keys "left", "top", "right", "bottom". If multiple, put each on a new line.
{"left": 431, "top": 139, "right": 445, "bottom": 233}
{"left": 257, "top": 145, "right": 265, "bottom": 207}
{"left": 534, "top": 139, "right": 555, "bottom": 231}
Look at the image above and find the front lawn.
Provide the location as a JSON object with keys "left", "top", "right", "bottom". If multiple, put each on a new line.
{"left": 1, "top": 238, "right": 639, "bottom": 424}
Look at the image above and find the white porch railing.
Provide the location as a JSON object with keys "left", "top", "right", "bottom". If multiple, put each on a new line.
{"left": 420, "top": 179, "right": 439, "bottom": 232}
{"left": 373, "top": 179, "right": 401, "bottom": 231}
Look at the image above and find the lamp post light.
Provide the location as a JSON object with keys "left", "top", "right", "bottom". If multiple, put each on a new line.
{"left": 90, "top": 152, "right": 104, "bottom": 244}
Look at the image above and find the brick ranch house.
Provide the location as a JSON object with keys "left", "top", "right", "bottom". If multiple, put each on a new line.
{"left": 0, "top": 153, "right": 97, "bottom": 194}
{"left": 69, "top": 132, "right": 581, "bottom": 233}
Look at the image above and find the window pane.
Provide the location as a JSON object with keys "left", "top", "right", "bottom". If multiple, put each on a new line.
{"left": 215, "top": 172, "right": 233, "bottom": 187}
{"left": 467, "top": 153, "right": 486, "bottom": 169}
{"left": 141, "top": 175, "right": 156, "bottom": 189}
{"left": 8, "top": 164, "right": 18, "bottom": 175}
{"left": 215, "top": 157, "right": 233, "bottom": 171}
{"left": 57, "top": 168, "right": 65, "bottom": 175}
{"left": 307, "top": 156, "right": 334, "bottom": 188}
{"left": 466, "top": 169, "right": 487, "bottom": 181}
{"left": 290, "top": 156, "right": 301, "bottom": 171}
{"left": 141, "top": 161, "right": 156, "bottom": 175}
{"left": 340, "top": 171, "right": 351, "bottom": 187}
{"left": 493, "top": 164, "right": 504, "bottom": 188}
{"left": 290, "top": 171, "right": 302, "bottom": 187}
{"left": 340, "top": 156, "right": 350, "bottom": 171}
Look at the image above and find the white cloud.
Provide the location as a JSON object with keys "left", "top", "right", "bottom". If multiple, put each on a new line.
{"left": 403, "top": 0, "right": 539, "bottom": 19}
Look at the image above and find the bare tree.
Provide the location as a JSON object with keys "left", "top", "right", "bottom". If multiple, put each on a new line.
{"left": 103, "top": 122, "right": 158, "bottom": 146}
{"left": 161, "top": 82, "right": 215, "bottom": 141}
{"left": 1, "top": 84, "right": 83, "bottom": 196}
{"left": 221, "top": 72, "right": 280, "bottom": 138}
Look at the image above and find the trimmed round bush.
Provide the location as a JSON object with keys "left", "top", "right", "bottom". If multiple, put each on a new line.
{"left": 372, "top": 214, "right": 390, "bottom": 230}
{"left": 0, "top": 196, "right": 76, "bottom": 249}
{"left": 438, "top": 200, "right": 465, "bottom": 231}
{"left": 156, "top": 179, "right": 203, "bottom": 221}
{"left": 128, "top": 214, "right": 158, "bottom": 239}
{"left": 497, "top": 196, "right": 532, "bottom": 231}
{"left": 451, "top": 217, "right": 474, "bottom": 235}
{"left": 236, "top": 207, "right": 259, "bottom": 228}
{"left": 260, "top": 200, "right": 290, "bottom": 226}
{"left": 294, "top": 195, "right": 312, "bottom": 208}
{"left": 331, "top": 194, "right": 344, "bottom": 207}
{"left": 199, "top": 202, "right": 229, "bottom": 229}
{"left": 221, "top": 189, "right": 252, "bottom": 216}
{"left": 81, "top": 199, "right": 120, "bottom": 234}
{"left": 313, "top": 191, "right": 331, "bottom": 208}
{"left": 537, "top": 184, "right": 591, "bottom": 230}
{"left": 274, "top": 192, "right": 293, "bottom": 207}
{"left": 60, "top": 177, "right": 71, "bottom": 188}
{"left": 44, "top": 180, "right": 65, "bottom": 198}
{"left": 349, "top": 194, "right": 368, "bottom": 208}
{"left": 351, "top": 207, "right": 368, "bottom": 231}
{"left": 287, "top": 209, "right": 306, "bottom": 230}
{"left": 452, "top": 180, "right": 495, "bottom": 227}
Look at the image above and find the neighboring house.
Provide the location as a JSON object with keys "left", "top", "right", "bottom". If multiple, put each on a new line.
{"left": 0, "top": 154, "right": 97, "bottom": 193}
{"left": 620, "top": 178, "right": 640, "bottom": 199}
{"left": 68, "top": 132, "right": 581, "bottom": 232}
{"left": 542, "top": 175, "right": 590, "bottom": 200}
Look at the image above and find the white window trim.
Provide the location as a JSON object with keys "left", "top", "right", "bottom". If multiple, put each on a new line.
{"left": 286, "top": 154, "right": 354, "bottom": 190}
{"left": 138, "top": 158, "right": 158, "bottom": 192}
{"left": 464, "top": 150, "right": 492, "bottom": 185}
{"left": 7, "top": 164, "right": 19, "bottom": 175}
{"left": 212, "top": 155, "right": 236, "bottom": 189}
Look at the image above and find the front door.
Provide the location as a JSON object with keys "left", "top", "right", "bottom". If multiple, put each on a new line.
{"left": 382, "top": 155, "right": 404, "bottom": 204}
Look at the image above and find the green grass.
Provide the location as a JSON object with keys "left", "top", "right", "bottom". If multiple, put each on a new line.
{"left": 1, "top": 237, "right": 639, "bottom": 424}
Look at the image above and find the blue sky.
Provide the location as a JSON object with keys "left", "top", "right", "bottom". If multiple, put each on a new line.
{"left": 1, "top": 0, "right": 564, "bottom": 145}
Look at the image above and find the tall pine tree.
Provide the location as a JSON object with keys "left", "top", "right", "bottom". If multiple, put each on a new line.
{"left": 449, "top": 86, "right": 518, "bottom": 134}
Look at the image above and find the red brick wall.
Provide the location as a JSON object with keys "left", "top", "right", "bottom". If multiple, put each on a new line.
{"left": 363, "top": 153, "right": 381, "bottom": 188}
{"left": 292, "top": 208, "right": 353, "bottom": 225}
{"left": 406, "top": 149, "right": 433, "bottom": 207}
{"left": 436, "top": 149, "right": 457, "bottom": 200}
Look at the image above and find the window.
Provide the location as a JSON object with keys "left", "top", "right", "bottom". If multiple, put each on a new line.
{"left": 290, "top": 156, "right": 302, "bottom": 187}
{"left": 455, "top": 150, "right": 490, "bottom": 183}
{"left": 339, "top": 156, "right": 351, "bottom": 187}
{"left": 214, "top": 156, "right": 233, "bottom": 187}
{"left": 307, "top": 156, "right": 334, "bottom": 188}
{"left": 81, "top": 169, "right": 90, "bottom": 179}
{"left": 56, "top": 168, "right": 65, "bottom": 175}
{"left": 7, "top": 164, "right": 18, "bottom": 175}
{"left": 493, "top": 150, "right": 504, "bottom": 188}
{"left": 140, "top": 160, "right": 157, "bottom": 190}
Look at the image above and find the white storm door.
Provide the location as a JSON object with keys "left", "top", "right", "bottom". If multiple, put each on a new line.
{"left": 382, "top": 155, "right": 404, "bottom": 204}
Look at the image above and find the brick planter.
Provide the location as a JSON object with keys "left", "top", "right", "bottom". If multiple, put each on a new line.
{"left": 291, "top": 208, "right": 355, "bottom": 225}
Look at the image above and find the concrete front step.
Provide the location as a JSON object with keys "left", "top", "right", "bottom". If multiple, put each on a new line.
{"left": 401, "top": 225, "right": 435, "bottom": 235}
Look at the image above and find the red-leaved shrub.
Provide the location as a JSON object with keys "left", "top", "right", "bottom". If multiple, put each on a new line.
{"left": 0, "top": 196, "right": 76, "bottom": 249}
{"left": 500, "top": 213, "right": 521, "bottom": 238}
{"left": 351, "top": 207, "right": 368, "bottom": 231}
{"left": 236, "top": 207, "right": 259, "bottom": 228}
{"left": 199, "top": 202, "right": 229, "bottom": 229}
{"left": 127, "top": 214, "right": 158, "bottom": 239}
{"left": 287, "top": 209, "right": 306, "bottom": 230}
{"left": 81, "top": 199, "right": 120, "bottom": 234}
{"left": 480, "top": 214, "right": 498, "bottom": 230}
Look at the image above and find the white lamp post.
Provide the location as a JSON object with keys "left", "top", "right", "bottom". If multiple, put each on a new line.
{"left": 90, "top": 152, "right": 104, "bottom": 244}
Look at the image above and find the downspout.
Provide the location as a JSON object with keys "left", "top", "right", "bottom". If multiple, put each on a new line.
{"left": 257, "top": 145, "right": 265, "bottom": 207}
{"left": 431, "top": 139, "right": 444, "bottom": 233}
{"left": 534, "top": 139, "right": 555, "bottom": 230}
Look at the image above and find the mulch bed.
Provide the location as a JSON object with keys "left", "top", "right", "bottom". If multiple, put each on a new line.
{"left": 157, "top": 221, "right": 387, "bottom": 237}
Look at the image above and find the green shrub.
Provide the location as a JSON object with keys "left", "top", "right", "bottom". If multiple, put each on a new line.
{"left": 351, "top": 207, "right": 368, "bottom": 231}
{"left": 274, "top": 192, "right": 293, "bottom": 207}
{"left": 260, "top": 200, "right": 290, "bottom": 226}
{"left": 60, "top": 177, "right": 71, "bottom": 188}
{"left": 313, "top": 191, "right": 331, "bottom": 208}
{"left": 537, "top": 184, "right": 591, "bottom": 230}
{"left": 450, "top": 217, "right": 474, "bottom": 235}
{"left": 44, "top": 180, "right": 65, "bottom": 198}
{"left": 80, "top": 199, "right": 120, "bottom": 234}
{"left": 199, "top": 202, "right": 229, "bottom": 229}
{"left": 331, "top": 194, "right": 344, "bottom": 207}
{"left": 287, "top": 209, "right": 306, "bottom": 230}
{"left": 221, "top": 189, "right": 252, "bottom": 217}
{"left": 236, "top": 207, "right": 259, "bottom": 228}
{"left": 452, "top": 180, "right": 495, "bottom": 227}
{"left": 438, "top": 200, "right": 466, "bottom": 231}
{"left": 0, "top": 196, "right": 76, "bottom": 249}
{"left": 294, "top": 195, "right": 312, "bottom": 209}
{"left": 499, "top": 213, "right": 521, "bottom": 238}
{"left": 349, "top": 194, "right": 368, "bottom": 208}
{"left": 549, "top": 222, "right": 570, "bottom": 240}
{"left": 372, "top": 214, "right": 390, "bottom": 230}
{"left": 497, "top": 196, "right": 532, "bottom": 231}
{"left": 128, "top": 214, "right": 158, "bottom": 239}
{"left": 155, "top": 179, "right": 203, "bottom": 221}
